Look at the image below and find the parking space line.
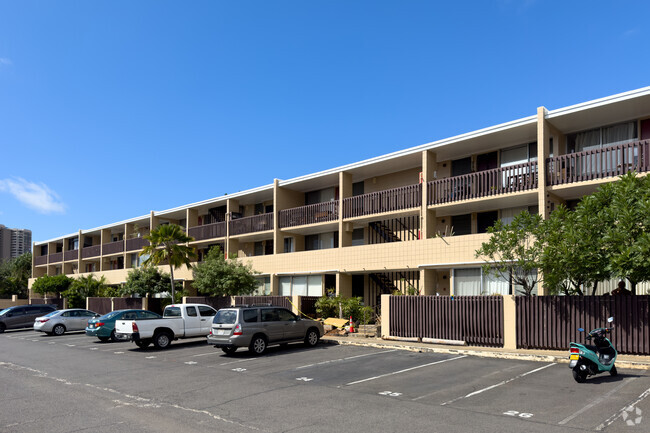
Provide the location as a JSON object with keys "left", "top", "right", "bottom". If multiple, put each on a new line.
{"left": 296, "top": 349, "right": 398, "bottom": 370}
{"left": 192, "top": 352, "right": 221, "bottom": 357}
{"left": 596, "top": 386, "right": 650, "bottom": 431}
{"left": 219, "top": 358, "right": 258, "bottom": 366}
{"left": 559, "top": 378, "right": 636, "bottom": 425}
{"left": 441, "top": 363, "right": 556, "bottom": 406}
{"left": 346, "top": 355, "right": 467, "bottom": 386}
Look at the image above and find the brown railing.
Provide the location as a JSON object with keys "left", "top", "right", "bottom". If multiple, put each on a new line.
{"left": 102, "top": 240, "right": 124, "bottom": 255}
{"left": 64, "top": 250, "right": 78, "bottom": 261}
{"left": 34, "top": 255, "right": 47, "bottom": 266}
{"left": 230, "top": 213, "right": 273, "bottom": 236}
{"left": 81, "top": 245, "right": 101, "bottom": 259}
{"left": 547, "top": 140, "right": 650, "bottom": 186}
{"left": 343, "top": 184, "right": 421, "bottom": 218}
{"left": 516, "top": 296, "right": 650, "bottom": 355}
{"left": 390, "top": 295, "right": 504, "bottom": 347}
{"left": 279, "top": 201, "right": 339, "bottom": 228}
{"left": 185, "top": 296, "right": 232, "bottom": 310}
{"left": 188, "top": 222, "right": 226, "bottom": 241}
{"left": 428, "top": 161, "right": 538, "bottom": 205}
{"left": 125, "top": 237, "right": 149, "bottom": 252}
{"left": 49, "top": 252, "right": 63, "bottom": 263}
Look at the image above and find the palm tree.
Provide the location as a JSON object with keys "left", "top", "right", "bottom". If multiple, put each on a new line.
{"left": 140, "top": 224, "right": 196, "bottom": 303}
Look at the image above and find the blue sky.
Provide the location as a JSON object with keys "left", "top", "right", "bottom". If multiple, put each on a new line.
{"left": 1, "top": 1, "right": 649, "bottom": 243}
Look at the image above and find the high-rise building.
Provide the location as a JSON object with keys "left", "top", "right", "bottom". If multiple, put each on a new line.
{"left": 0, "top": 225, "right": 32, "bottom": 262}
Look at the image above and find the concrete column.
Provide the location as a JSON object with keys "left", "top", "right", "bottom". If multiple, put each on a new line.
{"left": 503, "top": 295, "right": 517, "bottom": 350}
{"left": 186, "top": 208, "right": 199, "bottom": 233}
{"left": 380, "top": 294, "right": 390, "bottom": 338}
{"left": 271, "top": 274, "right": 279, "bottom": 296}
{"left": 150, "top": 211, "right": 159, "bottom": 232}
{"left": 336, "top": 273, "right": 352, "bottom": 298}
{"left": 77, "top": 230, "right": 83, "bottom": 274}
{"left": 142, "top": 295, "right": 149, "bottom": 311}
{"left": 291, "top": 295, "right": 300, "bottom": 315}
{"left": 273, "top": 180, "right": 283, "bottom": 254}
{"left": 420, "top": 268, "right": 438, "bottom": 295}
{"left": 339, "top": 172, "right": 353, "bottom": 248}
{"left": 537, "top": 107, "right": 550, "bottom": 220}
{"left": 183, "top": 280, "right": 196, "bottom": 296}
{"left": 421, "top": 150, "right": 437, "bottom": 240}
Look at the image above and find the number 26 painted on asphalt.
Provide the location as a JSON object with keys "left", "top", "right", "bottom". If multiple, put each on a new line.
{"left": 503, "top": 410, "right": 533, "bottom": 418}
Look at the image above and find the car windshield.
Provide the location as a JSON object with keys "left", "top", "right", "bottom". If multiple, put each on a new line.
{"left": 43, "top": 311, "right": 60, "bottom": 317}
{"left": 0, "top": 308, "right": 10, "bottom": 316}
{"left": 100, "top": 311, "right": 122, "bottom": 320}
{"left": 213, "top": 310, "right": 237, "bottom": 325}
{"left": 164, "top": 307, "right": 181, "bottom": 317}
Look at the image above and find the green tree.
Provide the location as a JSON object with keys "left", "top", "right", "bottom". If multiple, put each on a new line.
{"left": 121, "top": 266, "right": 172, "bottom": 297}
{"left": 140, "top": 224, "right": 196, "bottom": 302}
{"left": 0, "top": 253, "right": 32, "bottom": 299}
{"left": 192, "top": 246, "right": 258, "bottom": 296}
{"left": 62, "top": 274, "right": 108, "bottom": 308}
{"left": 475, "top": 211, "right": 543, "bottom": 296}
{"left": 31, "top": 275, "right": 73, "bottom": 298}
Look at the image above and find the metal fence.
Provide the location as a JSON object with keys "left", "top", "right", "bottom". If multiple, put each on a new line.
{"left": 389, "top": 295, "right": 504, "bottom": 347}
{"left": 87, "top": 297, "right": 113, "bottom": 315}
{"left": 516, "top": 296, "right": 650, "bottom": 355}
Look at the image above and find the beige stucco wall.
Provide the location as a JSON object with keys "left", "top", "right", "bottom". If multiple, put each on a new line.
{"left": 365, "top": 167, "right": 421, "bottom": 193}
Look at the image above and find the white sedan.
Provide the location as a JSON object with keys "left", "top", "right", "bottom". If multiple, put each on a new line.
{"left": 34, "top": 309, "right": 98, "bottom": 336}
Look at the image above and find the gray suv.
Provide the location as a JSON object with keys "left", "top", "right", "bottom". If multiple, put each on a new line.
{"left": 0, "top": 305, "right": 57, "bottom": 333}
{"left": 207, "top": 305, "right": 324, "bottom": 355}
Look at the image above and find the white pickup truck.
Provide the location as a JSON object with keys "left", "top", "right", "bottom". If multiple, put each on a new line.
{"left": 114, "top": 303, "right": 218, "bottom": 349}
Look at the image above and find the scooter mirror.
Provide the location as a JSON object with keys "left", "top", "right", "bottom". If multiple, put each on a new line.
{"left": 578, "top": 328, "right": 584, "bottom": 332}
{"left": 607, "top": 317, "right": 614, "bottom": 323}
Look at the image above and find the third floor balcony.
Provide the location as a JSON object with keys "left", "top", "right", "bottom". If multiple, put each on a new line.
{"left": 230, "top": 213, "right": 273, "bottom": 236}
{"left": 343, "top": 184, "right": 421, "bottom": 219}
{"left": 188, "top": 221, "right": 226, "bottom": 241}
{"left": 279, "top": 201, "right": 338, "bottom": 228}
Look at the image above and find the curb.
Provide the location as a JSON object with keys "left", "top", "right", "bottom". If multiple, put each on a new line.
{"left": 321, "top": 337, "right": 650, "bottom": 370}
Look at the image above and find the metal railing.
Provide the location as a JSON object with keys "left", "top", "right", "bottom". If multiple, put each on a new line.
{"left": 279, "top": 201, "right": 339, "bottom": 228}
{"left": 343, "top": 184, "right": 421, "bottom": 218}
{"left": 81, "top": 245, "right": 101, "bottom": 259}
{"left": 188, "top": 222, "right": 226, "bottom": 241}
{"left": 102, "top": 240, "right": 124, "bottom": 255}
{"left": 546, "top": 140, "right": 650, "bottom": 186}
{"left": 64, "top": 250, "right": 78, "bottom": 261}
{"left": 428, "top": 161, "right": 538, "bottom": 205}
{"left": 34, "top": 255, "right": 47, "bottom": 266}
{"left": 48, "top": 252, "right": 63, "bottom": 263}
{"left": 125, "top": 237, "right": 149, "bottom": 252}
{"left": 230, "top": 213, "right": 273, "bottom": 236}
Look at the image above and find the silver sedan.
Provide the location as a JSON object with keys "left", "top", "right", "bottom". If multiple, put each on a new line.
{"left": 34, "top": 309, "right": 98, "bottom": 336}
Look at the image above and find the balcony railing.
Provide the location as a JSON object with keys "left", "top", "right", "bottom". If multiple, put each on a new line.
{"left": 428, "top": 161, "right": 538, "bottom": 205}
{"left": 34, "top": 255, "right": 47, "bottom": 266}
{"left": 343, "top": 183, "right": 421, "bottom": 219}
{"left": 279, "top": 201, "right": 339, "bottom": 228}
{"left": 102, "top": 240, "right": 124, "bottom": 255}
{"left": 230, "top": 213, "right": 273, "bottom": 236}
{"left": 49, "top": 252, "right": 63, "bottom": 263}
{"left": 546, "top": 140, "right": 650, "bottom": 186}
{"left": 125, "top": 237, "right": 149, "bottom": 252}
{"left": 188, "top": 222, "right": 226, "bottom": 241}
{"left": 64, "top": 250, "right": 78, "bottom": 261}
{"left": 81, "top": 245, "right": 101, "bottom": 259}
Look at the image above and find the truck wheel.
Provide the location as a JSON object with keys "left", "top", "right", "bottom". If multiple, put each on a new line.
{"left": 153, "top": 332, "right": 172, "bottom": 349}
{"left": 249, "top": 335, "right": 267, "bottom": 355}
{"left": 135, "top": 339, "right": 151, "bottom": 349}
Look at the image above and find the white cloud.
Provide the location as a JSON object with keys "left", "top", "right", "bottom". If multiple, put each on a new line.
{"left": 0, "top": 177, "right": 65, "bottom": 214}
{"left": 0, "top": 58, "right": 12, "bottom": 66}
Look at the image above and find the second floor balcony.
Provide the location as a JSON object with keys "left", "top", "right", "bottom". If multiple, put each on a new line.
{"left": 428, "top": 161, "right": 539, "bottom": 205}
{"left": 279, "top": 201, "right": 338, "bottom": 228}
{"left": 64, "top": 250, "right": 78, "bottom": 261}
{"left": 81, "top": 245, "right": 101, "bottom": 259}
{"left": 189, "top": 221, "right": 226, "bottom": 241}
{"left": 49, "top": 252, "right": 63, "bottom": 263}
{"left": 102, "top": 240, "right": 124, "bottom": 255}
{"left": 34, "top": 255, "right": 47, "bottom": 266}
{"left": 125, "top": 237, "right": 149, "bottom": 252}
{"left": 343, "top": 184, "right": 421, "bottom": 219}
{"left": 230, "top": 213, "right": 273, "bottom": 236}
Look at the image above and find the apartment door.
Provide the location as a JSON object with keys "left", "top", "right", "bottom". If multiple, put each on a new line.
{"left": 476, "top": 152, "right": 498, "bottom": 172}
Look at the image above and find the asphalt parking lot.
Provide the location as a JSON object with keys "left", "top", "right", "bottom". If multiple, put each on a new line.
{"left": 1, "top": 329, "right": 649, "bottom": 433}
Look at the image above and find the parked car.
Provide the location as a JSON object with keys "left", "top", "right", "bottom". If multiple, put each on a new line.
{"left": 86, "top": 309, "right": 162, "bottom": 342}
{"left": 114, "top": 303, "right": 217, "bottom": 349}
{"left": 0, "top": 305, "right": 57, "bottom": 333}
{"left": 206, "top": 305, "right": 324, "bottom": 355}
{"left": 34, "top": 308, "right": 98, "bottom": 336}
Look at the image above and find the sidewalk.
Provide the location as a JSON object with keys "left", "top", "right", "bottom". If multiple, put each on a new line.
{"left": 321, "top": 333, "right": 650, "bottom": 370}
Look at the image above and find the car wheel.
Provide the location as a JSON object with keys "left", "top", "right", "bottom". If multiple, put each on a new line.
{"left": 249, "top": 335, "right": 267, "bottom": 355}
{"left": 135, "top": 339, "right": 151, "bottom": 349}
{"left": 53, "top": 324, "right": 66, "bottom": 336}
{"left": 610, "top": 365, "right": 618, "bottom": 376}
{"left": 304, "top": 328, "right": 320, "bottom": 347}
{"left": 572, "top": 367, "right": 587, "bottom": 383}
{"left": 153, "top": 331, "right": 172, "bottom": 349}
{"left": 0, "top": 323, "right": 5, "bottom": 333}
{"left": 98, "top": 336, "right": 110, "bottom": 343}
{"left": 221, "top": 347, "right": 237, "bottom": 355}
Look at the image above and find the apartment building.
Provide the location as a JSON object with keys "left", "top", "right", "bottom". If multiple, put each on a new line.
{"left": 30, "top": 87, "right": 650, "bottom": 305}
{"left": 0, "top": 225, "right": 32, "bottom": 262}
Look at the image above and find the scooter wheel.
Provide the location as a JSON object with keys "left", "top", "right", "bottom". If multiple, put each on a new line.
{"left": 609, "top": 365, "right": 617, "bottom": 376}
{"left": 573, "top": 367, "right": 587, "bottom": 383}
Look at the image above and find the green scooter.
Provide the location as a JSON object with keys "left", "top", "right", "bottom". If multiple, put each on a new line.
{"left": 568, "top": 317, "right": 617, "bottom": 383}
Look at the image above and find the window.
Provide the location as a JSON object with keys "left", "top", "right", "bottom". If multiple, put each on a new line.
{"left": 186, "top": 307, "right": 198, "bottom": 317}
{"left": 243, "top": 309, "right": 258, "bottom": 323}
{"left": 261, "top": 309, "right": 279, "bottom": 322}
{"left": 253, "top": 276, "right": 271, "bottom": 296}
{"left": 568, "top": 121, "right": 637, "bottom": 153}
{"left": 254, "top": 242, "right": 264, "bottom": 256}
{"left": 453, "top": 267, "right": 537, "bottom": 295}
{"left": 477, "top": 211, "right": 498, "bottom": 234}
{"left": 198, "top": 306, "right": 216, "bottom": 317}
{"left": 352, "top": 228, "right": 365, "bottom": 246}
{"left": 279, "top": 275, "right": 322, "bottom": 296}
{"left": 138, "top": 311, "right": 160, "bottom": 319}
{"left": 306, "top": 187, "right": 336, "bottom": 205}
{"left": 284, "top": 237, "right": 295, "bottom": 253}
{"left": 276, "top": 309, "right": 296, "bottom": 322}
{"left": 305, "top": 232, "right": 338, "bottom": 251}
{"left": 213, "top": 310, "right": 237, "bottom": 324}
{"left": 164, "top": 307, "right": 182, "bottom": 318}
{"left": 451, "top": 214, "right": 472, "bottom": 236}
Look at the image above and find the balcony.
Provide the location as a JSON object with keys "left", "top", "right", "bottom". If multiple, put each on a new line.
{"left": 34, "top": 255, "right": 47, "bottom": 266}
{"left": 428, "top": 161, "right": 539, "bottom": 205}
{"left": 49, "top": 252, "right": 63, "bottom": 263}
{"left": 189, "top": 222, "right": 226, "bottom": 241}
{"left": 125, "top": 237, "right": 149, "bottom": 252}
{"left": 64, "top": 250, "right": 78, "bottom": 261}
{"left": 230, "top": 213, "right": 273, "bottom": 236}
{"left": 81, "top": 245, "right": 101, "bottom": 259}
{"left": 343, "top": 184, "right": 421, "bottom": 219}
{"left": 547, "top": 140, "right": 650, "bottom": 186}
{"left": 102, "top": 240, "right": 124, "bottom": 255}
{"left": 279, "top": 201, "right": 339, "bottom": 228}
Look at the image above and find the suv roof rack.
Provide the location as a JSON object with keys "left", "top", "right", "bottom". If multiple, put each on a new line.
{"left": 231, "top": 303, "right": 276, "bottom": 308}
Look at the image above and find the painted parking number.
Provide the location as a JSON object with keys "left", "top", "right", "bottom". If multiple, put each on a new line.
{"left": 503, "top": 410, "right": 533, "bottom": 418}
